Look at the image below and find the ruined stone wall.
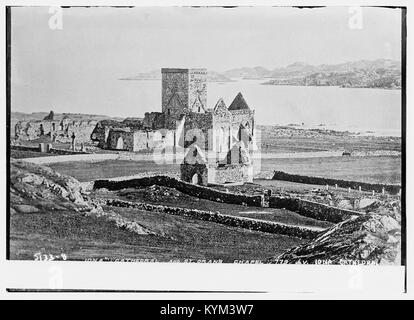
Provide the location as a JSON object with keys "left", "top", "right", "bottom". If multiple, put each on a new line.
{"left": 91, "top": 119, "right": 144, "bottom": 149}
{"left": 138, "top": 129, "right": 175, "bottom": 151}
{"left": 15, "top": 119, "right": 97, "bottom": 144}
{"left": 208, "top": 164, "right": 254, "bottom": 184}
{"left": 230, "top": 109, "right": 255, "bottom": 138}
{"left": 90, "top": 122, "right": 110, "bottom": 148}
{"left": 180, "top": 163, "right": 209, "bottom": 185}
{"left": 142, "top": 112, "right": 165, "bottom": 130}
{"left": 107, "top": 130, "right": 134, "bottom": 151}
{"left": 132, "top": 131, "right": 151, "bottom": 151}
{"left": 182, "top": 112, "right": 213, "bottom": 151}
{"left": 212, "top": 99, "right": 232, "bottom": 154}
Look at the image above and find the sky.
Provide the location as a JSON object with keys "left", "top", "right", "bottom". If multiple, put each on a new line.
{"left": 10, "top": 6, "right": 402, "bottom": 116}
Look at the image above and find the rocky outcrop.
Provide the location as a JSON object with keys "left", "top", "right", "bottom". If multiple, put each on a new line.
{"left": 269, "top": 213, "right": 401, "bottom": 265}
{"left": 10, "top": 159, "right": 91, "bottom": 213}
{"left": 10, "top": 159, "right": 154, "bottom": 236}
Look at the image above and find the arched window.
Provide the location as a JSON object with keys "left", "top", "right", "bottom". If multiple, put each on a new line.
{"left": 219, "top": 127, "right": 225, "bottom": 152}
{"left": 192, "top": 174, "right": 201, "bottom": 185}
{"left": 116, "top": 136, "right": 124, "bottom": 150}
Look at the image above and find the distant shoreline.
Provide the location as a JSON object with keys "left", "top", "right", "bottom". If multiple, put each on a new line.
{"left": 260, "top": 82, "right": 401, "bottom": 90}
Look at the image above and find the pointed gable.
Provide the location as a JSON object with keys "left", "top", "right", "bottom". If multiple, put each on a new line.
{"left": 213, "top": 98, "right": 228, "bottom": 113}
{"left": 228, "top": 92, "right": 250, "bottom": 111}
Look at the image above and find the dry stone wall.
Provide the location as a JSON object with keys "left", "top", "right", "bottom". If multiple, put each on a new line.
{"left": 272, "top": 171, "right": 400, "bottom": 194}
{"left": 269, "top": 196, "right": 362, "bottom": 223}
{"left": 93, "top": 175, "right": 264, "bottom": 207}
{"left": 101, "top": 198, "right": 322, "bottom": 239}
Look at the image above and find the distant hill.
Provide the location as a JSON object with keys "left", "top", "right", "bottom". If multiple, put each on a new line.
{"left": 11, "top": 111, "right": 122, "bottom": 123}
{"left": 118, "top": 59, "right": 401, "bottom": 89}
{"left": 262, "top": 59, "right": 401, "bottom": 89}
{"left": 223, "top": 66, "right": 273, "bottom": 79}
{"left": 119, "top": 70, "right": 234, "bottom": 82}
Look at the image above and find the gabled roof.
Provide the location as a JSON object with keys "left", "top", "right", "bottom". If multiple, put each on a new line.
{"left": 228, "top": 92, "right": 250, "bottom": 111}
{"left": 213, "top": 98, "right": 228, "bottom": 112}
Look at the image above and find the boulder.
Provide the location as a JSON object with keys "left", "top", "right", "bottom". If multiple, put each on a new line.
{"left": 14, "top": 204, "right": 40, "bottom": 214}
{"left": 358, "top": 198, "right": 379, "bottom": 210}
{"left": 337, "top": 199, "right": 353, "bottom": 210}
{"left": 21, "top": 174, "right": 44, "bottom": 185}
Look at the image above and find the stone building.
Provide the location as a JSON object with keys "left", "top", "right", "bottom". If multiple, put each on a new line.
{"left": 14, "top": 111, "right": 98, "bottom": 144}
{"left": 158, "top": 68, "right": 255, "bottom": 186}
{"left": 180, "top": 90, "right": 255, "bottom": 186}
{"left": 91, "top": 67, "right": 256, "bottom": 185}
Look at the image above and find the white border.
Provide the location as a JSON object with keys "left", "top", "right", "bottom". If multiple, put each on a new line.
{"left": 0, "top": 0, "right": 411, "bottom": 300}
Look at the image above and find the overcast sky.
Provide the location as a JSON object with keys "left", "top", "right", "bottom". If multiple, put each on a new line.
{"left": 12, "top": 6, "right": 401, "bottom": 71}
{"left": 11, "top": 6, "right": 402, "bottom": 115}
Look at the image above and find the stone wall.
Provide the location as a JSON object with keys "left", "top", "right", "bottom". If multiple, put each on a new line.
{"left": 272, "top": 171, "right": 400, "bottom": 194}
{"left": 106, "top": 130, "right": 135, "bottom": 151}
{"left": 269, "top": 196, "right": 362, "bottom": 223}
{"left": 93, "top": 175, "right": 359, "bottom": 223}
{"left": 93, "top": 175, "right": 264, "bottom": 207}
{"left": 182, "top": 112, "right": 213, "bottom": 150}
{"left": 11, "top": 145, "right": 88, "bottom": 156}
{"left": 230, "top": 109, "right": 255, "bottom": 138}
{"left": 15, "top": 119, "right": 97, "bottom": 144}
{"left": 208, "top": 164, "right": 254, "bottom": 184}
{"left": 101, "top": 198, "right": 321, "bottom": 240}
{"left": 142, "top": 112, "right": 165, "bottom": 130}
{"left": 180, "top": 163, "right": 209, "bottom": 185}
{"left": 91, "top": 119, "right": 143, "bottom": 148}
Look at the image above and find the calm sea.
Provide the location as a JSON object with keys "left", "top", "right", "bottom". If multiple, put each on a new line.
{"left": 12, "top": 78, "right": 401, "bottom": 136}
{"left": 116, "top": 79, "right": 402, "bottom": 136}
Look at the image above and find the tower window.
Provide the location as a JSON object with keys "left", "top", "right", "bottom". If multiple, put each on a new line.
{"left": 167, "top": 109, "right": 170, "bottom": 115}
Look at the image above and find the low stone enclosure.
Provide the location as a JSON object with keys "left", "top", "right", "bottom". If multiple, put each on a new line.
{"left": 97, "top": 198, "right": 321, "bottom": 240}
{"left": 93, "top": 175, "right": 363, "bottom": 226}
{"left": 11, "top": 144, "right": 89, "bottom": 156}
{"left": 272, "top": 170, "right": 401, "bottom": 195}
{"left": 94, "top": 175, "right": 264, "bottom": 207}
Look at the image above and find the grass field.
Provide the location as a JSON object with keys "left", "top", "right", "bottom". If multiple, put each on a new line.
{"left": 46, "top": 155, "right": 401, "bottom": 185}
{"left": 260, "top": 156, "right": 401, "bottom": 184}
{"left": 10, "top": 149, "right": 56, "bottom": 159}
{"left": 92, "top": 187, "right": 333, "bottom": 230}
{"left": 48, "top": 160, "right": 179, "bottom": 182}
{"left": 10, "top": 207, "right": 305, "bottom": 262}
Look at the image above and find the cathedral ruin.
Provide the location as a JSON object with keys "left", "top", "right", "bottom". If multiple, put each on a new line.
{"left": 94, "top": 68, "right": 255, "bottom": 185}
{"left": 15, "top": 68, "right": 256, "bottom": 186}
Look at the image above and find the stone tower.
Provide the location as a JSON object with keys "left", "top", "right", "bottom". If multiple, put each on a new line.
{"left": 161, "top": 68, "right": 207, "bottom": 127}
